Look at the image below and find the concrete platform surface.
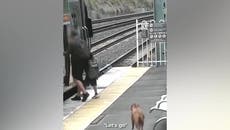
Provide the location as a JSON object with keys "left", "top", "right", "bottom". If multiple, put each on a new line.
{"left": 63, "top": 66, "right": 166, "bottom": 130}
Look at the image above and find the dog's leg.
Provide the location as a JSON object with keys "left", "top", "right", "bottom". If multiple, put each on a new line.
{"left": 131, "top": 114, "right": 134, "bottom": 130}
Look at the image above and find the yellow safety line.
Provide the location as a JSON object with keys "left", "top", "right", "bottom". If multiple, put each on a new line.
{"left": 63, "top": 67, "right": 150, "bottom": 130}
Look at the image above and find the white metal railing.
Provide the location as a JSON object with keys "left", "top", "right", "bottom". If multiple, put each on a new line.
{"left": 136, "top": 19, "right": 167, "bottom": 67}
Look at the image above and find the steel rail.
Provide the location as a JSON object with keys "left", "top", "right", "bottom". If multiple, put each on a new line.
{"left": 92, "top": 11, "right": 153, "bottom": 24}
{"left": 91, "top": 26, "right": 136, "bottom": 48}
{"left": 92, "top": 30, "right": 141, "bottom": 55}
{"left": 93, "top": 15, "right": 153, "bottom": 34}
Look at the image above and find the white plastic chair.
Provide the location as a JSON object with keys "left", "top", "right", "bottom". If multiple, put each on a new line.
{"left": 149, "top": 95, "right": 167, "bottom": 130}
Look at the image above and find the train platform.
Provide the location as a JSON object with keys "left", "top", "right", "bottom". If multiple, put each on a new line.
{"left": 63, "top": 66, "right": 166, "bottom": 130}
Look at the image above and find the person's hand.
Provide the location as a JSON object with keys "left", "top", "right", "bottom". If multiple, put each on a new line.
{"left": 63, "top": 51, "right": 69, "bottom": 56}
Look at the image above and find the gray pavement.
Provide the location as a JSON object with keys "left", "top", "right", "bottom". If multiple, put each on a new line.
{"left": 85, "top": 66, "right": 167, "bottom": 130}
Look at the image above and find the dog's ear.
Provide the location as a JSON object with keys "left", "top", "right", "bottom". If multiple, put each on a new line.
{"left": 130, "top": 104, "right": 134, "bottom": 110}
{"left": 131, "top": 103, "right": 137, "bottom": 110}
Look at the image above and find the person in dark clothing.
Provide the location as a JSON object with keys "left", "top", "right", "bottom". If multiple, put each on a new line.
{"left": 68, "top": 29, "right": 89, "bottom": 102}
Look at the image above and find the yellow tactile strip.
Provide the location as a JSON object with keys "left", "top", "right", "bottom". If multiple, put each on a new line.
{"left": 63, "top": 67, "right": 150, "bottom": 130}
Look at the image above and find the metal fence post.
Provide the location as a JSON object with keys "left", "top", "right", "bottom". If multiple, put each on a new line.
{"left": 136, "top": 19, "right": 139, "bottom": 67}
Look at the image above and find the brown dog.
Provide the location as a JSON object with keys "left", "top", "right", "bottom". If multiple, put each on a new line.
{"left": 130, "top": 103, "right": 145, "bottom": 130}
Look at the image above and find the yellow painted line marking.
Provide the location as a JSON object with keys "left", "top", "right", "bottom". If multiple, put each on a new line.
{"left": 63, "top": 67, "right": 150, "bottom": 130}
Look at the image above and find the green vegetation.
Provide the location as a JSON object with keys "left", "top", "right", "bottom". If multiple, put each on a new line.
{"left": 85, "top": 0, "right": 153, "bottom": 19}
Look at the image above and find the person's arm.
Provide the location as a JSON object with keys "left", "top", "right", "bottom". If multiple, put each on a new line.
{"left": 64, "top": 41, "right": 72, "bottom": 57}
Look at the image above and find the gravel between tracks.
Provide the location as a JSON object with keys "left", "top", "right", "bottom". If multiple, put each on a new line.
{"left": 93, "top": 33, "right": 143, "bottom": 69}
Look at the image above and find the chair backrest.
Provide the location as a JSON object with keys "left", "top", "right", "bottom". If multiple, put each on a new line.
{"left": 156, "top": 95, "right": 167, "bottom": 111}
{"left": 157, "top": 101, "right": 167, "bottom": 111}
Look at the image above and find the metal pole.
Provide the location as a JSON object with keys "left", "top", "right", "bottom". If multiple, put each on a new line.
{"left": 151, "top": 41, "right": 153, "bottom": 66}
{"left": 146, "top": 38, "right": 149, "bottom": 66}
{"left": 164, "top": 42, "right": 166, "bottom": 65}
{"left": 155, "top": 41, "right": 157, "bottom": 66}
{"left": 136, "top": 19, "right": 139, "bottom": 67}
{"left": 159, "top": 42, "right": 162, "bottom": 66}
{"left": 142, "top": 38, "right": 144, "bottom": 64}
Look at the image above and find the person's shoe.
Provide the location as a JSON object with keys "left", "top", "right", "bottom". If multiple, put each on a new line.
{"left": 71, "top": 95, "right": 81, "bottom": 101}
{"left": 92, "top": 93, "right": 99, "bottom": 99}
{"left": 82, "top": 92, "right": 89, "bottom": 102}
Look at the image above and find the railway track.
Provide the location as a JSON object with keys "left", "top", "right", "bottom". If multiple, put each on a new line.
{"left": 93, "top": 15, "right": 153, "bottom": 34}
{"left": 104, "top": 39, "right": 156, "bottom": 68}
{"left": 92, "top": 30, "right": 138, "bottom": 55}
{"left": 92, "top": 11, "right": 153, "bottom": 24}
{"left": 91, "top": 15, "right": 153, "bottom": 55}
{"left": 91, "top": 26, "right": 135, "bottom": 48}
{"left": 98, "top": 40, "right": 149, "bottom": 72}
